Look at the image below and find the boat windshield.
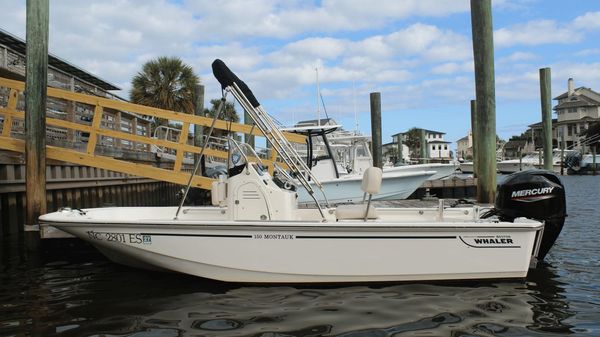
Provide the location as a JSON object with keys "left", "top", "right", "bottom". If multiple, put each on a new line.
{"left": 227, "top": 138, "right": 268, "bottom": 176}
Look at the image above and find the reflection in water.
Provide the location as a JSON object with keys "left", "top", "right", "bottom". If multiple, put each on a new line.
{"left": 1, "top": 242, "right": 577, "bottom": 337}
{"left": 526, "top": 264, "right": 574, "bottom": 335}
{"left": 1, "top": 176, "right": 599, "bottom": 337}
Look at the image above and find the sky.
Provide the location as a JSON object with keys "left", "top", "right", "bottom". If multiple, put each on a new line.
{"left": 1, "top": 0, "right": 600, "bottom": 149}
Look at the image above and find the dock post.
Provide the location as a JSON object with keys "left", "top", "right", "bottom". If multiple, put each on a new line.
{"left": 420, "top": 129, "right": 428, "bottom": 164}
{"left": 244, "top": 110, "right": 255, "bottom": 149}
{"left": 593, "top": 147, "right": 597, "bottom": 176}
{"left": 24, "top": 0, "right": 49, "bottom": 248}
{"left": 539, "top": 68, "right": 553, "bottom": 171}
{"left": 518, "top": 147, "right": 522, "bottom": 171}
{"left": 370, "top": 92, "right": 382, "bottom": 168}
{"left": 470, "top": 100, "right": 478, "bottom": 178}
{"left": 194, "top": 84, "right": 205, "bottom": 167}
{"left": 470, "top": 0, "right": 497, "bottom": 204}
{"left": 397, "top": 133, "right": 404, "bottom": 164}
{"left": 560, "top": 147, "right": 565, "bottom": 175}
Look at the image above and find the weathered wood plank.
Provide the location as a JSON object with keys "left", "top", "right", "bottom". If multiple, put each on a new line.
{"left": 0, "top": 77, "right": 306, "bottom": 144}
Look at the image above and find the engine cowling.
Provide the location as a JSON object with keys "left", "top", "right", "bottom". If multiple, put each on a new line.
{"left": 495, "top": 170, "right": 566, "bottom": 260}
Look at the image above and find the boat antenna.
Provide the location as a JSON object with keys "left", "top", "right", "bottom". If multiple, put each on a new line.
{"left": 316, "top": 67, "right": 321, "bottom": 126}
{"left": 353, "top": 79, "right": 358, "bottom": 134}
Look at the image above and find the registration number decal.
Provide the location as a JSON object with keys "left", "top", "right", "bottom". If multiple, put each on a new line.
{"left": 86, "top": 231, "right": 152, "bottom": 245}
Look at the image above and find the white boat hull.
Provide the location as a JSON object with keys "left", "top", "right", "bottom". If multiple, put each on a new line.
{"left": 385, "top": 163, "right": 458, "bottom": 180}
{"left": 297, "top": 170, "right": 435, "bottom": 203}
{"left": 497, "top": 160, "right": 537, "bottom": 174}
{"left": 459, "top": 162, "right": 474, "bottom": 173}
{"left": 41, "top": 207, "right": 542, "bottom": 283}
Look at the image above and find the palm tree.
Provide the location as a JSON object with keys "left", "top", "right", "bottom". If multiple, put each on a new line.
{"left": 404, "top": 127, "right": 422, "bottom": 160}
{"left": 204, "top": 99, "right": 239, "bottom": 123}
{"left": 204, "top": 99, "right": 240, "bottom": 138}
{"left": 130, "top": 56, "right": 200, "bottom": 126}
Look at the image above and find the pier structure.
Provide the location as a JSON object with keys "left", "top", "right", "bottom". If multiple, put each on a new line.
{"left": 0, "top": 76, "right": 305, "bottom": 238}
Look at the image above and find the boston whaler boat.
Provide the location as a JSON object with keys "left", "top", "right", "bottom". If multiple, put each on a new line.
{"left": 40, "top": 60, "right": 567, "bottom": 283}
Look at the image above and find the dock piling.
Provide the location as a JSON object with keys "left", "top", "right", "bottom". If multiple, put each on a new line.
{"left": 397, "top": 133, "right": 404, "bottom": 164}
{"left": 539, "top": 68, "right": 553, "bottom": 171}
{"left": 194, "top": 84, "right": 205, "bottom": 167}
{"left": 420, "top": 129, "right": 428, "bottom": 164}
{"left": 370, "top": 92, "right": 382, "bottom": 168}
{"left": 470, "top": 100, "right": 478, "bottom": 178}
{"left": 24, "top": 0, "right": 49, "bottom": 248}
{"left": 470, "top": 0, "right": 497, "bottom": 203}
{"left": 593, "top": 147, "right": 597, "bottom": 176}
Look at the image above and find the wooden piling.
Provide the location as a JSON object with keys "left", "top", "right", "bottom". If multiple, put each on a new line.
{"left": 24, "top": 0, "right": 49, "bottom": 247}
{"left": 559, "top": 146, "right": 564, "bottom": 175}
{"left": 470, "top": 100, "right": 478, "bottom": 178}
{"left": 370, "top": 92, "right": 382, "bottom": 168}
{"left": 194, "top": 84, "right": 205, "bottom": 166}
{"left": 470, "top": 0, "right": 497, "bottom": 203}
{"left": 397, "top": 133, "right": 403, "bottom": 164}
{"left": 593, "top": 147, "right": 597, "bottom": 176}
{"left": 244, "top": 110, "right": 255, "bottom": 149}
{"left": 539, "top": 68, "right": 553, "bottom": 171}
{"left": 420, "top": 129, "right": 428, "bottom": 164}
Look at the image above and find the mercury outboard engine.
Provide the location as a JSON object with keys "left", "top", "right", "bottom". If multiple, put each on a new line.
{"left": 494, "top": 170, "right": 566, "bottom": 260}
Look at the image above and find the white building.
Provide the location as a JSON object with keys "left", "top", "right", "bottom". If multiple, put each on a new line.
{"left": 456, "top": 130, "right": 473, "bottom": 160}
{"left": 529, "top": 78, "right": 600, "bottom": 150}
{"left": 425, "top": 129, "right": 452, "bottom": 159}
{"left": 388, "top": 129, "right": 451, "bottom": 163}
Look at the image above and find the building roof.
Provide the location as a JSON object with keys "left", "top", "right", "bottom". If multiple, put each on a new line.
{"left": 529, "top": 117, "right": 600, "bottom": 128}
{"left": 528, "top": 118, "right": 557, "bottom": 128}
{"left": 0, "top": 28, "right": 120, "bottom": 91}
{"left": 554, "top": 87, "right": 600, "bottom": 100}
{"left": 554, "top": 94, "right": 599, "bottom": 110}
{"left": 428, "top": 140, "right": 451, "bottom": 144}
{"left": 456, "top": 135, "right": 469, "bottom": 142}
{"left": 555, "top": 116, "right": 600, "bottom": 126}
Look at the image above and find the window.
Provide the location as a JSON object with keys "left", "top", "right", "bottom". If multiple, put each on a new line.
{"left": 444, "top": 145, "right": 448, "bottom": 150}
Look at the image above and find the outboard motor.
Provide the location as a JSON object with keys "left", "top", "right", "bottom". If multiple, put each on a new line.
{"left": 494, "top": 170, "right": 566, "bottom": 260}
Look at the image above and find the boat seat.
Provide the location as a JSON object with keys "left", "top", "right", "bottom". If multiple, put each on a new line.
{"left": 336, "top": 204, "right": 379, "bottom": 219}
{"left": 336, "top": 167, "right": 383, "bottom": 220}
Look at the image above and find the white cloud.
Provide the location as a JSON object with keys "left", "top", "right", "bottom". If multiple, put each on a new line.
{"left": 183, "top": 0, "right": 469, "bottom": 39}
{"left": 575, "top": 48, "right": 600, "bottom": 57}
{"left": 573, "top": 11, "right": 600, "bottom": 30}
{"left": 495, "top": 19, "right": 582, "bottom": 47}
{"left": 502, "top": 52, "right": 538, "bottom": 62}
{"left": 431, "top": 61, "right": 474, "bottom": 75}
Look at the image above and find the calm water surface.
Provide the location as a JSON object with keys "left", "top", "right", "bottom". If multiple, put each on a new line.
{"left": 1, "top": 176, "right": 599, "bottom": 337}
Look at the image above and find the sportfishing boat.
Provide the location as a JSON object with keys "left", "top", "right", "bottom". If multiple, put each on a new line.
{"left": 283, "top": 124, "right": 435, "bottom": 203}
{"left": 497, "top": 153, "right": 539, "bottom": 174}
{"left": 39, "top": 60, "right": 567, "bottom": 283}
{"left": 324, "top": 131, "right": 457, "bottom": 180}
{"left": 498, "top": 149, "right": 576, "bottom": 174}
{"left": 459, "top": 161, "right": 474, "bottom": 174}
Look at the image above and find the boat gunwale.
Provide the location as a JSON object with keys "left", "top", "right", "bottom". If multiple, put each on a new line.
{"left": 39, "top": 219, "right": 544, "bottom": 232}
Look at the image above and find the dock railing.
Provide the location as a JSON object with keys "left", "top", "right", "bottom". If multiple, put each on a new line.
{"left": 0, "top": 77, "right": 305, "bottom": 189}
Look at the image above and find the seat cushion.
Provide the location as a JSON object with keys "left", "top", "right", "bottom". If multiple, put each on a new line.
{"left": 335, "top": 204, "right": 379, "bottom": 220}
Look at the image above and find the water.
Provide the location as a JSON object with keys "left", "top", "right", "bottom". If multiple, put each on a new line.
{"left": 1, "top": 176, "right": 599, "bottom": 337}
